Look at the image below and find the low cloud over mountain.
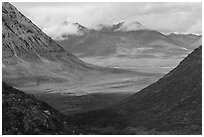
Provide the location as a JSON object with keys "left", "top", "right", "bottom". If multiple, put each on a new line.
{"left": 12, "top": 2, "right": 201, "bottom": 40}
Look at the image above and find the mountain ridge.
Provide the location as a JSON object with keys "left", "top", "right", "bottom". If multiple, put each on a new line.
{"left": 58, "top": 29, "right": 192, "bottom": 58}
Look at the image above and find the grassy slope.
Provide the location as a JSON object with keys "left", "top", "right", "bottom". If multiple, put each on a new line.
{"left": 2, "top": 82, "right": 81, "bottom": 135}
{"left": 70, "top": 46, "right": 202, "bottom": 135}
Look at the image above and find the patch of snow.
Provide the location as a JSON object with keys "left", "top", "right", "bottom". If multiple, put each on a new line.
{"left": 44, "top": 110, "right": 51, "bottom": 115}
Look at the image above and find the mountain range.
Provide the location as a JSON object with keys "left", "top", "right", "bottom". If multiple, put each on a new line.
{"left": 167, "top": 33, "right": 201, "bottom": 50}
{"left": 58, "top": 21, "right": 201, "bottom": 58}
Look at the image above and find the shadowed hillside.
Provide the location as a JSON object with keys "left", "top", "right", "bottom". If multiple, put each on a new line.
{"left": 71, "top": 46, "right": 202, "bottom": 135}
{"left": 2, "top": 82, "right": 82, "bottom": 135}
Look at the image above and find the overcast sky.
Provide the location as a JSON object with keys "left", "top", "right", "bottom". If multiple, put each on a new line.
{"left": 12, "top": 2, "right": 202, "bottom": 40}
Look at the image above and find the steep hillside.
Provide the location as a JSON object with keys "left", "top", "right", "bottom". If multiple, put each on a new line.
{"left": 2, "top": 82, "right": 81, "bottom": 135}
{"left": 2, "top": 2, "right": 95, "bottom": 86}
{"left": 2, "top": 2, "right": 133, "bottom": 87}
{"left": 71, "top": 46, "right": 202, "bottom": 135}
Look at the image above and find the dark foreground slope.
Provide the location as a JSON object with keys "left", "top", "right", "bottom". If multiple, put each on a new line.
{"left": 2, "top": 82, "right": 81, "bottom": 135}
{"left": 71, "top": 46, "right": 202, "bottom": 135}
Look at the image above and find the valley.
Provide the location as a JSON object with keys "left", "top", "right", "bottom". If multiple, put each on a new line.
{"left": 2, "top": 2, "right": 169, "bottom": 115}
{"left": 2, "top": 2, "right": 198, "bottom": 116}
{"left": 2, "top": 2, "right": 202, "bottom": 135}
{"left": 18, "top": 70, "right": 162, "bottom": 115}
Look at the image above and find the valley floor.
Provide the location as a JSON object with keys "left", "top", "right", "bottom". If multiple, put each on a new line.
{"left": 18, "top": 72, "right": 161, "bottom": 115}
{"left": 79, "top": 55, "right": 186, "bottom": 74}
{"left": 14, "top": 54, "right": 186, "bottom": 115}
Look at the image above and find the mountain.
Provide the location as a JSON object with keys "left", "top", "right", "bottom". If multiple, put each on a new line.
{"left": 2, "top": 2, "right": 130, "bottom": 87}
{"left": 57, "top": 21, "right": 201, "bottom": 59}
{"left": 2, "top": 2, "right": 95, "bottom": 86}
{"left": 61, "top": 21, "right": 91, "bottom": 36}
{"left": 86, "top": 21, "right": 145, "bottom": 32}
{"left": 71, "top": 46, "right": 202, "bottom": 135}
{"left": 97, "top": 22, "right": 125, "bottom": 32}
{"left": 58, "top": 29, "right": 189, "bottom": 58}
{"left": 117, "top": 21, "right": 145, "bottom": 31}
{"left": 2, "top": 82, "right": 81, "bottom": 135}
{"left": 189, "top": 37, "right": 202, "bottom": 50}
{"left": 167, "top": 33, "right": 201, "bottom": 50}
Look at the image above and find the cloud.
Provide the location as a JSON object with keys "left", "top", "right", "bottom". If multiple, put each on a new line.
{"left": 12, "top": 2, "right": 202, "bottom": 39}
{"left": 43, "top": 22, "right": 83, "bottom": 40}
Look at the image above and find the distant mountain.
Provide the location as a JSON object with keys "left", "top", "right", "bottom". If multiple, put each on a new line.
{"left": 57, "top": 21, "right": 202, "bottom": 59}
{"left": 58, "top": 29, "right": 189, "bottom": 58}
{"left": 71, "top": 46, "right": 202, "bottom": 135}
{"left": 97, "top": 22, "right": 125, "bottom": 32}
{"left": 117, "top": 21, "right": 145, "bottom": 31}
{"left": 61, "top": 21, "right": 91, "bottom": 37}
{"left": 189, "top": 37, "right": 202, "bottom": 50}
{"left": 2, "top": 82, "right": 80, "bottom": 135}
{"left": 73, "top": 22, "right": 89, "bottom": 32}
{"left": 62, "top": 20, "right": 145, "bottom": 36}
{"left": 167, "top": 33, "right": 201, "bottom": 49}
